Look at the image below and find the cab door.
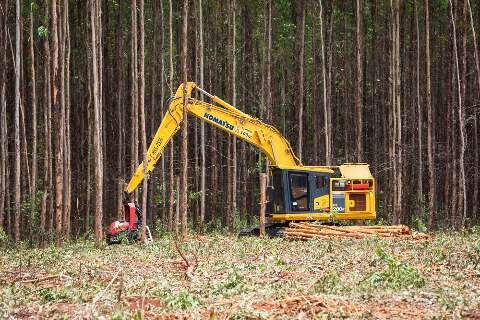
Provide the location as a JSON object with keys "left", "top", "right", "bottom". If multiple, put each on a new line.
{"left": 288, "top": 172, "right": 310, "bottom": 212}
{"left": 310, "top": 174, "right": 330, "bottom": 212}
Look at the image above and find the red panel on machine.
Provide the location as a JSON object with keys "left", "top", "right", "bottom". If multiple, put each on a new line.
{"left": 351, "top": 183, "right": 369, "bottom": 190}
{"left": 124, "top": 202, "right": 138, "bottom": 230}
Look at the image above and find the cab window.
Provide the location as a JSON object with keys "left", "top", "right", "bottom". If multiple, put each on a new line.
{"left": 271, "top": 172, "right": 284, "bottom": 212}
{"left": 289, "top": 173, "right": 309, "bottom": 211}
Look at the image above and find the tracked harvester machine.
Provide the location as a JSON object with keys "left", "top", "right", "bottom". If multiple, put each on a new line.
{"left": 108, "top": 82, "right": 376, "bottom": 241}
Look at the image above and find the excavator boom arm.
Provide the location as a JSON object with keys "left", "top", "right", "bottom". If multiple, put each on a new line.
{"left": 126, "top": 82, "right": 301, "bottom": 194}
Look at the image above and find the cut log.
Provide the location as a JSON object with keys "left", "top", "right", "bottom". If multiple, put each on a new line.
{"left": 282, "top": 222, "right": 429, "bottom": 241}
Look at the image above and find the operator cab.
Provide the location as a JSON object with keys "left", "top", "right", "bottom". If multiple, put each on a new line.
{"left": 267, "top": 165, "right": 376, "bottom": 222}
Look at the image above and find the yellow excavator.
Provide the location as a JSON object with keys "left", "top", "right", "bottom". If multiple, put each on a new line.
{"left": 109, "top": 82, "right": 376, "bottom": 241}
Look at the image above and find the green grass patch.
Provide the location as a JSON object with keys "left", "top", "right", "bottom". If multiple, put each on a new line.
{"left": 365, "top": 247, "right": 426, "bottom": 290}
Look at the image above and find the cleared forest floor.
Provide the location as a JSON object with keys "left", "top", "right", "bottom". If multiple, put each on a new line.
{"left": 1, "top": 230, "right": 479, "bottom": 319}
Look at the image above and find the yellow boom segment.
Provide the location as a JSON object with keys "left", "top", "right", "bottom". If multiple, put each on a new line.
{"left": 126, "top": 82, "right": 306, "bottom": 193}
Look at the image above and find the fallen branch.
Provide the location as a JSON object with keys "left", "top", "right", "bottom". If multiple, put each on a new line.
{"left": 15, "top": 274, "right": 60, "bottom": 284}
{"left": 172, "top": 235, "right": 198, "bottom": 281}
{"left": 87, "top": 267, "right": 123, "bottom": 317}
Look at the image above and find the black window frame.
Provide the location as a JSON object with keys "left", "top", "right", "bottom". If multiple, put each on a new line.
{"left": 270, "top": 171, "right": 285, "bottom": 213}
{"left": 289, "top": 172, "right": 310, "bottom": 211}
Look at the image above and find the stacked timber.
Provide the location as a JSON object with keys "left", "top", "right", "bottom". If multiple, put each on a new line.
{"left": 282, "top": 223, "right": 431, "bottom": 240}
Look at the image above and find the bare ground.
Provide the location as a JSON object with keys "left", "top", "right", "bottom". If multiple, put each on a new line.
{"left": 1, "top": 230, "right": 479, "bottom": 319}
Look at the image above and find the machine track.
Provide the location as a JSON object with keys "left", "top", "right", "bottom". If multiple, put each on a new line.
{"left": 238, "top": 223, "right": 289, "bottom": 237}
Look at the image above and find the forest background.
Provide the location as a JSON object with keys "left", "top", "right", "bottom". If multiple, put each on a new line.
{"left": 1, "top": 0, "right": 479, "bottom": 246}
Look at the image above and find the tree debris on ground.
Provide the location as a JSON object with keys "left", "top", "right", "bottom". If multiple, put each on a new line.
{"left": 1, "top": 232, "right": 478, "bottom": 318}
{"left": 282, "top": 222, "right": 431, "bottom": 240}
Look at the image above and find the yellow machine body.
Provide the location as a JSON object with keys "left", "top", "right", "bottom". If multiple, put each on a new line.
{"left": 268, "top": 164, "right": 375, "bottom": 222}
{"left": 126, "top": 82, "right": 376, "bottom": 223}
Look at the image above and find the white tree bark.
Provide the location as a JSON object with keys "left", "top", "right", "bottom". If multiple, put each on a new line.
{"left": 466, "top": 0, "right": 479, "bottom": 221}
{"left": 199, "top": 0, "right": 206, "bottom": 229}
{"left": 91, "top": 0, "right": 103, "bottom": 245}
{"left": 448, "top": 0, "right": 466, "bottom": 226}
{"left": 14, "top": 0, "right": 21, "bottom": 242}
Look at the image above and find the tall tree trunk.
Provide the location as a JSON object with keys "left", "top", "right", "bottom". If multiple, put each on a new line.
{"left": 388, "top": 1, "right": 394, "bottom": 222}
{"left": 131, "top": 0, "right": 138, "bottom": 201}
{"left": 0, "top": 6, "right": 6, "bottom": 231}
{"left": 168, "top": 0, "right": 174, "bottom": 232}
{"left": 14, "top": 0, "right": 22, "bottom": 242}
{"left": 41, "top": 1, "right": 52, "bottom": 236}
{"left": 371, "top": 0, "right": 379, "bottom": 175}
{"left": 85, "top": 58, "right": 92, "bottom": 235}
{"left": 312, "top": 11, "right": 319, "bottom": 164}
{"left": 150, "top": 0, "right": 164, "bottom": 228}
{"left": 51, "top": 0, "right": 64, "bottom": 247}
{"left": 425, "top": 0, "right": 435, "bottom": 229}
{"left": 199, "top": 0, "right": 206, "bottom": 230}
{"left": 63, "top": 0, "right": 71, "bottom": 240}
{"left": 295, "top": 0, "right": 305, "bottom": 162}
{"left": 241, "top": 3, "right": 251, "bottom": 221}
{"left": 448, "top": 0, "right": 466, "bottom": 227}
{"left": 226, "top": 128, "right": 231, "bottom": 227}
{"left": 179, "top": 0, "right": 189, "bottom": 238}
{"left": 319, "top": 0, "right": 331, "bottom": 165}
{"left": 266, "top": 0, "right": 272, "bottom": 128}
{"left": 116, "top": 0, "right": 125, "bottom": 219}
{"left": 226, "top": 1, "right": 232, "bottom": 228}
{"left": 343, "top": 6, "right": 351, "bottom": 163}
{"left": 231, "top": 0, "right": 237, "bottom": 231}
{"left": 30, "top": 4, "right": 37, "bottom": 207}
{"left": 259, "top": 173, "right": 267, "bottom": 237}
{"left": 326, "top": 3, "right": 334, "bottom": 163}
{"left": 175, "top": 175, "right": 179, "bottom": 234}
{"left": 467, "top": 0, "right": 479, "bottom": 222}
{"left": 91, "top": 0, "right": 103, "bottom": 246}
{"left": 211, "top": 114, "right": 218, "bottom": 224}
{"left": 355, "top": 0, "right": 363, "bottom": 162}
{"left": 447, "top": 54, "right": 457, "bottom": 226}
{"left": 460, "top": 0, "right": 467, "bottom": 224}
{"left": 393, "top": 0, "right": 402, "bottom": 223}
{"left": 388, "top": 0, "right": 396, "bottom": 222}
{"left": 19, "top": 7, "right": 32, "bottom": 201}
{"left": 59, "top": 0, "right": 65, "bottom": 237}
{"left": 414, "top": 0, "right": 423, "bottom": 220}
{"left": 159, "top": 0, "right": 166, "bottom": 227}
{"left": 139, "top": 0, "right": 148, "bottom": 241}
{"left": 265, "top": 0, "right": 272, "bottom": 185}
{"left": 98, "top": 0, "right": 104, "bottom": 240}
{"left": 148, "top": 6, "right": 156, "bottom": 228}
{"left": 447, "top": 4, "right": 457, "bottom": 227}
{"left": 6, "top": 168, "right": 11, "bottom": 237}
{"left": 192, "top": 20, "right": 199, "bottom": 229}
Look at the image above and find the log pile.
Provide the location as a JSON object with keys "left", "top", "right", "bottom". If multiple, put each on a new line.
{"left": 282, "top": 223, "right": 431, "bottom": 240}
